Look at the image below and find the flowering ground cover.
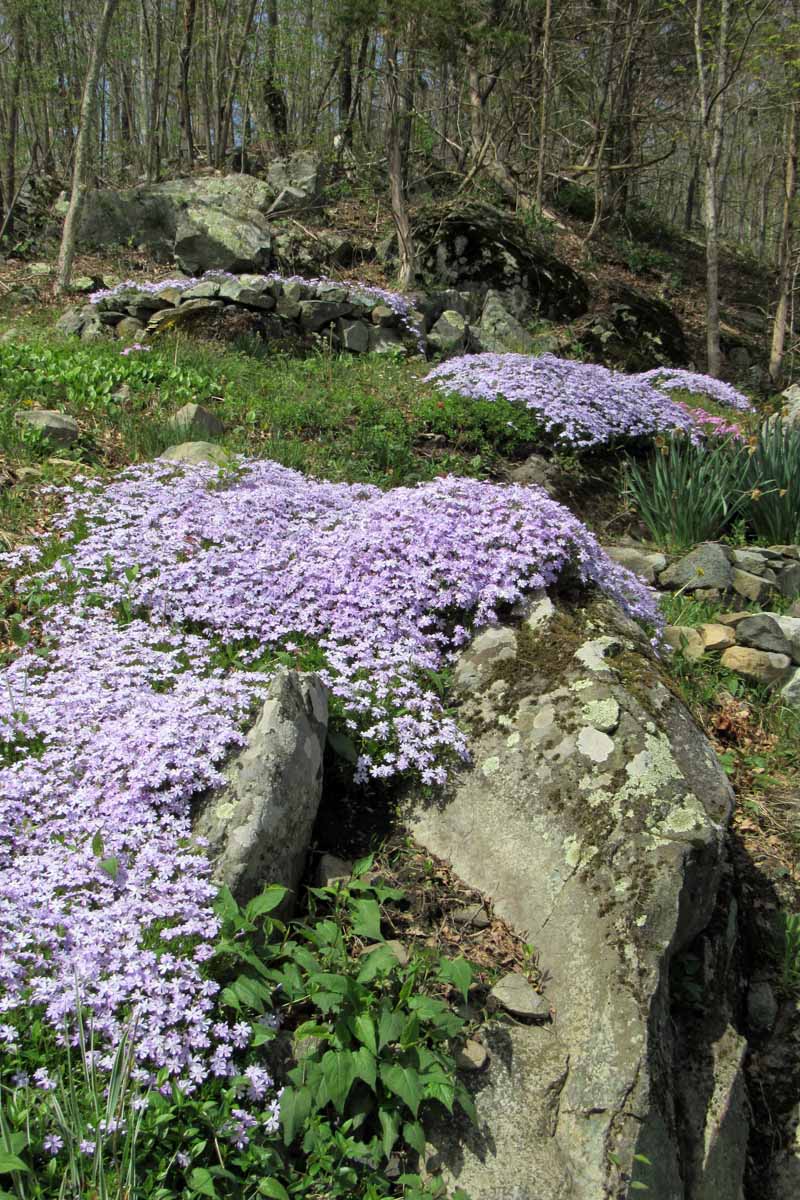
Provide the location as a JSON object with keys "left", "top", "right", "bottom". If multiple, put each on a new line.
{"left": 0, "top": 455, "right": 658, "bottom": 1103}
{"left": 424, "top": 353, "right": 753, "bottom": 449}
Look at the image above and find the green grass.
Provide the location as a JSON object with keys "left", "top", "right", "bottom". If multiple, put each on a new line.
{"left": 0, "top": 332, "right": 548, "bottom": 497}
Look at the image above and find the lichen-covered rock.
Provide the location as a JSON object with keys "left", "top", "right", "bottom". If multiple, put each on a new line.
{"left": 193, "top": 669, "right": 327, "bottom": 909}
{"left": 428, "top": 309, "right": 468, "bottom": 357}
{"left": 169, "top": 403, "right": 224, "bottom": 441}
{"left": 147, "top": 298, "right": 223, "bottom": 333}
{"left": 583, "top": 284, "right": 687, "bottom": 369}
{"left": 477, "top": 289, "right": 537, "bottom": 353}
{"left": 15, "top": 409, "right": 79, "bottom": 447}
{"left": 606, "top": 545, "right": 667, "bottom": 583}
{"left": 160, "top": 441, "right": 231, "bottom": 467}
{"left": 735, "top": 614, "right": 792, "bottom": 658}
{"left": 664, "top": 624, "right": 705, "bottom": 660}
{"left": 405, "top": 598, "right": 737, "bottom": 1200}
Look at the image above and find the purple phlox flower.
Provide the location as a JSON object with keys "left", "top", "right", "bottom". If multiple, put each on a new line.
{"left": 43, "top": 1132, "right": 63, "bottom": 1156}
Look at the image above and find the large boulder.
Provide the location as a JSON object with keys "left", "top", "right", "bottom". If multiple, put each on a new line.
{"left": 72, "top": 171, "right": 316, "bottom": 273}
{"left": 584, "top": 285, "right": 687, "bottom": 369}
{"left": 404, "top": 596, "right": 741, "bottom": 1199}
{"left": 385, "top": 203, "right": 589, "bottom": 320}
{"left": 193, "top": 669, "right": 328, "bottom": 910}
{"left": 477, "top": 289, "right": 537, "bottom": 353}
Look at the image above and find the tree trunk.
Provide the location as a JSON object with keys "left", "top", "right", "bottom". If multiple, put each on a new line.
{"left": 535, "top": 0, "right": 552, "bottom": 209}
{"left": 178, "top": 0, "right": 197, "bottom": 166}
{"left": 263, "top": 0, "right": 289, "bottom": 149}
{"left": 56, "top": 0, "right": 121, "bottom": 294}
{"left": 694, "top": 0, "right": 731, "bottom": 378}
{"left": 770, "top": 97, "right": 799, "bottom": 385}
{"left": 2, "top": 12, "right": 25, "bottom": 233}
{"left": 385, "top": 34, "right": 414, "bottom": 289}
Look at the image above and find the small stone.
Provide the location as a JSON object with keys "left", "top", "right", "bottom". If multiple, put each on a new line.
{"left": 780, "top": 668, "right": 800, "bottom": 704}
{"left": 747, "top": 980, "right": 777, "bottom": 1033}
{"left": 778, "top": 562, "right": 800, "bottom": 599}
{"left": 720, "top": 645, "right": 791, "bottom": 684}
{"left": 699, "top": 623, "right": 736, "bottom": 652}
{"left": 763, "top": 613, "right": 800, "bottom": 662}
{"left": 732, "top": 567, "right": 779, "bottom": 605}
{"left": 275, "top": 296, "right": 301, "bottom": 320}
{"left": 456, "top": 1039, "right": 489, "bottom": 1072}
{"left": 659, "top": 543, "right": 733, "bottom": 591}
{"left": 16, "top": 409, "right": 79, "bottom": 447}
{"left": 735, "top": 615, "right": 791, "bottom": 657}
{"left": 693, "top": 587, "right": 722, "bottom": 603}
{"left": 717, "top": 612, "right": 753, "bottom": 627}
{"left": 451, "top": 903, "right": 490, "bottom": 929}
{"left": 371, "top": 304, "right": 397, "bottom": 326}
{"left": 769, "top": 544, "right": 800, "bottom": 559}
{"left": 664, "top": 625, "right": 705, "bottom": 660}
{"left": 169, "top": 403, "right": 224, "bottom": 441}
{"left": 606, "top": 546, "right": 666, "bottom": 583}
{"left": 160, "top": 441, "right": 231, "bottom": 467}
{"left": 428, "top": 310, "right": 467, "bottom": 357}
{"left": 316, "top": 853, "right": 353, "bottom": 887}
{"left": 115, "top": 316, "right": 145, "bottom": 341}
{"left": 732, "top": 549, "right": 767, "bottom": 575}
{"left": 489, "top": 973, "right": 549, "bottom": 1019}
{"left": 368, "top": 326, "right": 405, "bottom": 354}
{"left": 789, "top": 600, "right": 800, "bottom": 618}
{"left": 337, "top": 318, "right": 370, "bottom": 354}
{"left": 180, "top": 280, "right": 221, "bottom": 300}
{"left": 299, "top": 300, "right": 351, "bottom": 332}
{"left": 148, "top": 299, "right": 223, "bottom": 331}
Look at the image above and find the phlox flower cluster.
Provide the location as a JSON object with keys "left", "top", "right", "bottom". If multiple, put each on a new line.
{"left": 634, "top": 368, "right": 753, "bottom": 412}
{"left": 672, "top": 400, "right": 744, "bottom": 440}
{"left": 0, "top": 457, "right": 657, "bottom": 1087}
{"left": 120, "top": 343, "right": 151, "bottom": 356}
{"left": 424, "top": 353, "right": 753, "bottom": 449}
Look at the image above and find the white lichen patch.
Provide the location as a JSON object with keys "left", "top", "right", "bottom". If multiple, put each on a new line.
{"left": 577, "top": 725, "right": 615, "bottom": 763}
{"left": 574, "top": 636, "right": 622, "bottom": 673}
{"left": 571, "top": 678, "right": 594, "bottom": 692}
{"left": 625, "top": 733, "right": 683, "bottom": 795}
{"left": 506, "top": 731, "right": 521, "bottom": 748}
{"left": 482, "top": 755, "right": 501, "bottom": 777}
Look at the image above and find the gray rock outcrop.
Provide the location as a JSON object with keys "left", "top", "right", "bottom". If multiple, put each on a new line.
{"left": 15, "top": 409, "right": 80, "bottom": 447}
{"left": 404, "top": 597, "right": 740, "bottom": 1199}
{"left": 193, "top": 669, "right": 328, "bottom": 909}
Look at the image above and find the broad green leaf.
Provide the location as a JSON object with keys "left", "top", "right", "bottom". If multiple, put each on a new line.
{"left": 357, "top": 944, "right": 399, "bottom": 983}
{"left": 293, "top": 1020, "right": 331, "bottom": 1043}
{"left": 424, "top": 1077, "right": 454, "bottom": 1112}
{"left": 188, "top": 1167, "right": 217, "bottom": 1198}
{"left": 351, "top": 1012, "right": 377, "bottom": 1055}
{"left": 328, "top": 729, "right": 359, "bottom": 764}
{"left": 352, "top": 853, "right": 375, "bottom": 878}
{"left": 99, "top": 856, "right": 119, "bottom": 881}
{"left": 455, "top": 1083, "right": 477, "bottom": 1124}
{"left": 350, "top": 898, "right": 384, "bottom": 942}
{"left": 630, "top": 1184, "right": 649, "bottom": 1192}
{"left": 0, "top": 1154, "right": 28, "bottom": 1174}
{"left": 379, "top": 1106, "right": 401, "bottom": 1157}
{"left": 378, "top": 1006, "right": 405, "bottom": 1049}
{"left": 91, "top": 831, "right": 104, "bottom": 857}
{"left": 353, "top": 1045, "right": 377, "bottom": 1090}
{"left": 245, "top": 886, "right": 288, "bottom": 920}
{"left": 321, "top": 1049, "right": 358, "bottom": 1113}
{"left": 379, "top": 1063, "right": 423, "bottom": 1117}
{"left": 212, "top": 885, "right": 240, "bottom": 923}
{"left": 258, "top": 1181, "right": 290, "bottom": 1200}
{"left": 437, "top": 957, "right": 473, "bottom": 1002}
{"left": 403, "top": 1120, "right": 427, "bottom": 1157}
{"left": 280, "top": 1085, "right": 312, "bottom": 1145}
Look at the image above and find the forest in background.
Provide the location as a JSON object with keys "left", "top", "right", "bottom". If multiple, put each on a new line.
{"left": 1, "top": 0, "right": 799, "bottom": 377}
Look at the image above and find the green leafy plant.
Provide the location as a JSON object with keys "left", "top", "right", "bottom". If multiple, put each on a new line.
{"left": 778, "top": 912, "right": 800, "bottom": 990}
{"left": 624, "top": 434, "right": 749, "bottom": 550}
{"left": 212, "top": 859, "right": 477, "bottom": 1173}
{"left": 742, "top": 420, "right": 800, "bottom": 544}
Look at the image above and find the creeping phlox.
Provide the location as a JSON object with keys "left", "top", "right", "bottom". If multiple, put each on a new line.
{"left": 424, "top": 353, "right": 752, "bottom": 448}
{"left": 0, "top": 458, "right": 657, "bottom": 1089}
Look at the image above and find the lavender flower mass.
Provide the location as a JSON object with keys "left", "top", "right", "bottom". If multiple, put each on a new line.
{"left": 0, "top": 456, "right": 658, "bottom": 1088}
{"left": 424, "top": 353, "right": 752, "bottom": 448}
